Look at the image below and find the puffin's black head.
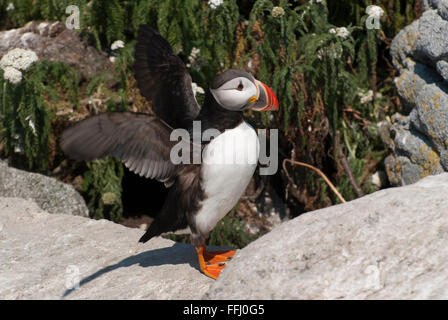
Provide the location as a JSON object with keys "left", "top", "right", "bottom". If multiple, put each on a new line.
{"left": 209, "top": 69, "right": 279, "bottom": 112}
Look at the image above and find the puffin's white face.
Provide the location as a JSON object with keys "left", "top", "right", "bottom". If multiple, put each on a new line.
{"left": 210, "top": 76, "right": 258, "bottom": 111}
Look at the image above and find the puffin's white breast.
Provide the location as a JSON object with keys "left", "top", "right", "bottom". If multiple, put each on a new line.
{"left": 194, "top": 121, "right": 260, "bottom": 235}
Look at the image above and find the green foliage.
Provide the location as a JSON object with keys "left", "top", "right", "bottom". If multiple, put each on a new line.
{"left": 27, "top": 60, "right": 79, "bottom": 107}
{"left": 246, "top": 0, "right": 305, "bottom": 129}
{"left": 154, "top": 0, "right": 203, "bottom": 54}
{"left": 0, "top": 59, "right": 79, "bottom": 172}
{"left": 1, "top": 0, "right": 87, "bottom": 28}
{"left": 82, "top": 157, "right": 124, "bottom": 222}
{"left": 0, "top": 67, "right": 51, "bottom": 172}
{"left": 112, "top": 40, "right": 136, "bottom": 107}
{"left": 1, "top": 0, "right": 34, "bottom": 26}
{"left": 197, "top": 0, "right": 240, "bottom": 81}
{"left": 242, "top": 0, "right": 395, "bottom": 206}
{"left": 85, "top": 71, "right": 107, "bottom": 97}
{"left": 207, "top": 209, "right": 259, "bottom": 249}
{"left": 143, "top": 0, "right": 240, "bottom": 85}
{"left": 327, "top": 0, "right": 422, "bottom": 39}
{"left": 89, "top": 0, "right": 125, "bottom": 50}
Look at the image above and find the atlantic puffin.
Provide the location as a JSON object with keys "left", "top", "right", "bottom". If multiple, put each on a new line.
{"left": 61, "top": 25, "right": 278, "bottom": 279}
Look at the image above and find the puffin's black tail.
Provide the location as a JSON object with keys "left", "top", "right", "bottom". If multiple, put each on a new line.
{"left": 138, "top": 212, "right": 188, "bottom": 243}
{"left": 138, "top": 183, "right": 189, "bottom": 244}
{"left": 139, "top": 228, "right": 156, "bottom": 243}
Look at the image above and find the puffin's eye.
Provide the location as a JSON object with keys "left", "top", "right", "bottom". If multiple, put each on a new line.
{"left": 237, "top": 82, "right": 244, "bottom": 91}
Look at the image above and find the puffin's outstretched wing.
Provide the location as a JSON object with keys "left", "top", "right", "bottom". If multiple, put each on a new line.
{"left": 61, "top": 112, "right": 178, "bottom": 180}
{"left": 134, "top": 25, "right": 200, "bottom": 129}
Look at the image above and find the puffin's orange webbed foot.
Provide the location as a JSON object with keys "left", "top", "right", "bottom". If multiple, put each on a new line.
{"left": 203, "top": 248, "right": 236, "bottom": 264}
{"left": 195, "top": 245, "right": 236, "bottom": 280}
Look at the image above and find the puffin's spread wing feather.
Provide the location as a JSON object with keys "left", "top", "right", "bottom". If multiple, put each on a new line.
{"left": 134, "top": 25, "right": 200, "bottom": 129}
{"left": 61, "top": 112, "right": 178, "bottom": 181}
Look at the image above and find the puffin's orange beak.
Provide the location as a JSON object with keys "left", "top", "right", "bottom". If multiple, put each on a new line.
{"left": 251, "top": 80, "right": 279, "bottom": 111}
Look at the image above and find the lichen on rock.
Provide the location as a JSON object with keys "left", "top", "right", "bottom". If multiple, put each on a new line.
{"left": 382, "top": 3, "right": 448, "bottom": 186}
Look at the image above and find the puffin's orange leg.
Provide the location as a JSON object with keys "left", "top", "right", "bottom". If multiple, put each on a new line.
{"left": 195, "top": 245, "right": 235, "bottom": 280}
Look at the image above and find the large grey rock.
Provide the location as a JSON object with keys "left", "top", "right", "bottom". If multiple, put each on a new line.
{"left": 410, "top": 84, "right": 448, "bottom": 169}
{"left": 0, "top": 21, "right": 112, "bottom": 79}
{"left": 390, "top": 20, "right": 420, "bottom": 74}
{"left": 3, "top": 174, "right": 448, "bottom": 300}
{"left": 205, "top": 173, "right": 448, "bottom": 299}
{"left": 415, "top": 10, "right": 448, "bottom": 63}
{"left": 383, "top": 3, "right": 448, "bottom": 186}
{"left": 0, "top": 161, "right": 88, "bottom": 217}
{"left": 0, "top": 197, "right": 213, "bottom": 299}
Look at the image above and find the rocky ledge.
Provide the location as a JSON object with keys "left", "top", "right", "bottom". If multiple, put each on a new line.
{"left": 1, "top": 173, "right": 447, "bottom": 299}
{"left": 206, "top": 173, "right": 448, "bottom": 299}
{"left": 0, "top": 197, "right": 213, "bottom": 299}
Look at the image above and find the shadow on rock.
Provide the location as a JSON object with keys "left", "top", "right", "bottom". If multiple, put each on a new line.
{"left": 62, "top": 242, "right": 198, "bottom": 298}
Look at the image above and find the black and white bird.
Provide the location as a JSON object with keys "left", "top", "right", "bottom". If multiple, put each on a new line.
{"left": 61, "top": 25, "right": 278, "bottom": 279}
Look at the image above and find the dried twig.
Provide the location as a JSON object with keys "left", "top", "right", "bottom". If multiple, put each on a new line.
{"left": 283, "top": 159, "right": 346, "bottom": 203}
{"left": 338, "top": 150, "right": 364, "bottom": 198}
{"left": 335, "top": 132, "right": 365, "bottom": 198}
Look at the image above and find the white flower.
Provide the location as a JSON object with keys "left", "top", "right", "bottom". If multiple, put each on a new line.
{"left": 25, "top": 116, "right": 36, "bottom": 135}
{"left": 111, "top": 40, "right": 125, "bottom": 50}
{"left": 271, "top": 6, "right": 285, "bottom": 18}
{"left": 358, "top": 90, "right": 374, "bottom": 104}
{"left": 330, "top": 27, "right": 350, "bottom": 39}
{"left": 370, "top": 171, "right": 387, "bottom": 188}
{"left": 208, "top": 0, "right": 224, "bottom": 9}
{"left": 191, "top": 82, "right": 205, "bottom": 96}
{"left": 187, "top": 47, "right": 201, "bottom": 68}
{"left": 6, "top": 2, "right": 14, "bottom": 11}
{"left": 336, "top": 27, "right": 350, "bottom": 39}
{"left": 366, "top": 5, "right": 384, "bottom": 19}
{"left": 317, "top": 44, "right": 342, "bottom": 60}
{"left": 0, "top": 48, "right": 38, "bottom": 71}
{"left": 247, "top": 59, "right": 253, "bottom": 70}
{"left": 14, "top": 145, "right": 23, "bottom": 154}
{"left": 109, "top": 56, "right": 116, "bottom": 63}
{"left": 3, "top": 66, "right": 22, "bottom": 84}
{"left": 190, "top": 47, "right": 200, "bottom": 59}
